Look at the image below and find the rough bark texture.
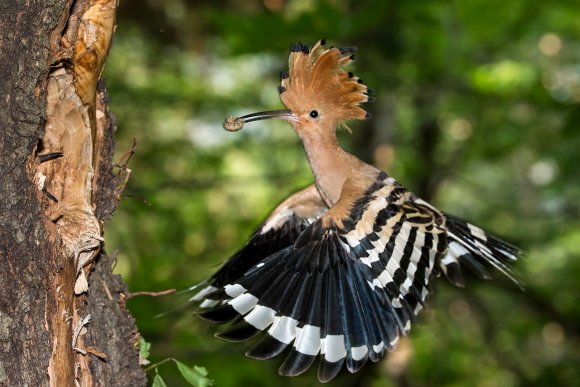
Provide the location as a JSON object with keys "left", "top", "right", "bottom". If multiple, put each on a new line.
{"left": 0, "top": 1, "right": 146, "bottom": 386}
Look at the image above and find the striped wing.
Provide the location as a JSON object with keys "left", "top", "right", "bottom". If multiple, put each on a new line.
{"left": 195, "top": 174, "right": 447, "bottom": 381}
{"left": 339, "top": 176, "right": 448, "bottom": 336}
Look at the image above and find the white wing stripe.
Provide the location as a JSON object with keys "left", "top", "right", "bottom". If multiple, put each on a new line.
{"left": 294, "top": 324, "right": 321, "bottom": 356}
{"left": 386, "top": 222, "right": 411, "bottom": 276}
{"left": 321, "top": 334, "right": 347, "bottom": 363}
{"left": 409, "top": 229, "right": 425, "bottom": 263}
{"left": 224, "top": 283, "right": 247, "bottom": 297}
{"left": 351, "top": 345, "right": 369, "bottom": 361}
{"left": 441, "top": 253, "right": 459, "bottom": 266}
{"left": 368, "top": 268, "right": 395, "bottom": 290}
{"left": 190, "top": 285, "right": 218, "bottom": 301}
{"left": 468, "top": 223, "right": 487, "bottom": 241}
{"left": 228, "top": 293, "right": 258, "bottom": 315}
{"left": 268, "top": 315, "right": 299, "bottom": 344}
{"left": 199, "top": 299, "right": 219, "bottom": 308}
{"left": 359, "top": 249, "right": 380, "bottom": 266}
{"left": 373, "top": 342, "right": 385, "bottom": 353}
{"left": 244, "top": 305, "right": 277, "bottom": 330}
{"left": 449, "top": 240, "right": 470, "bottom": 257}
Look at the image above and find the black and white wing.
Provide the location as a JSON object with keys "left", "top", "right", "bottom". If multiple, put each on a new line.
{"left": 194, "top": 173, "right": 448, "bottom": 381}
{"left": 438, "top": 212, "right": 522, "bottom": 288}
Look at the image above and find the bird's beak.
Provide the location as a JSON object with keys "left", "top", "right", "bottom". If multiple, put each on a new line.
{"left": 223, "top": 109, "right": 298, "bottom": 132}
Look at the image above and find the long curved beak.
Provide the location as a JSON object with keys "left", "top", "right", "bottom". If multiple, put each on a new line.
{"left": 223, "top": 109, "right": 298, "bottom": 132}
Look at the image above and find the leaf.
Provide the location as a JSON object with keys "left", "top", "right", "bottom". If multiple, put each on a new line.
{"left": 152, "top": 373, "right": 168, "bottom": 387}
{"left": 174, "top": 360, "right": 213, "bottom": 387}
{"left": 139, "top": 336, "right": 151, "bottom": 366}
{"left": 193, "top": 365, "right": 208, "bottom": 377}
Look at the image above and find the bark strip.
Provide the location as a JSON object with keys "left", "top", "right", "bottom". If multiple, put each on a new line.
{"left": 0, "top": 1, "right": 144, "bottom": 385}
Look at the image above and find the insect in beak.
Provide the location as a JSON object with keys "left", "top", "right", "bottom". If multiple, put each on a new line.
{"left": 223, "top": 109, "right": 298, "bottom": 132}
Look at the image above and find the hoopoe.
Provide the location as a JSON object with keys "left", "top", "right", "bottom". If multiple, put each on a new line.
{"left": 193, "top": 40, "right": 521, "bottom": 382}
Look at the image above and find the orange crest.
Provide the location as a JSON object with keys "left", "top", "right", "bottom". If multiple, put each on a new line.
{"left": 279, "top": 40, "right": 373, "bottom": 124}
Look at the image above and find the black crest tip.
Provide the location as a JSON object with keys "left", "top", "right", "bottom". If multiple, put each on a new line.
{"left": 290, "top": 42, "right": 301, "bottom": 52}
{"left": 290, "top": 42, "right": 310, "bottom": 54}
{"left": 280, "top": 70, "right": 289, "bottom": 80}
{"left": 339, "top": 47, "right": 357, "bottom": 55}
{"left": 278, "top": 86, "right": 286, "bottom": 94}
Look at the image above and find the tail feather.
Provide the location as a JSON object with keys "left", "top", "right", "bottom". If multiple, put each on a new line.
{"left": 247, "top": 335, "right": 289, "bottom": 360}
{"left": 279, "top": 349, "right": 317, "bottom": 377}
{"left": 216, "top": 318, "right": 261, "bottom": 341}
{"left": 192, "top": 222, "right": 407, "bottom": 382}
{"left": 337, "top": 260, "right": 370, "bottom": 373}
{"left": 443, "top": 214, "right": 523, "bottom": 288}
{"left": 317, "top": 265, "right": 345, "bottom": 382}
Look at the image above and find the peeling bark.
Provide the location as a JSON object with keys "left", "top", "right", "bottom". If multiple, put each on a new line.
{"left": 0, "top": 1, "right": 145, "bottom": 386}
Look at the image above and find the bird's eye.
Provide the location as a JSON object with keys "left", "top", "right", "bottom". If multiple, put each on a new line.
{"left": 309, "top": 110, "right": 319, "bottom": 118}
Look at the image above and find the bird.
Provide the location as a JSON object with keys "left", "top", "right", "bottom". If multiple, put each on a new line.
{"left": 191, "top": 39, "right": 521, "bottom": 382}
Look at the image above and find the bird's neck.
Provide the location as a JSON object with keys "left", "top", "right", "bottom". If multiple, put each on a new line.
{"left": 298, "top": 129, "right": 367, "bottom": 207}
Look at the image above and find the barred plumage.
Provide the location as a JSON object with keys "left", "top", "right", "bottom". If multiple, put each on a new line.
{"left": 195, "top": 40, "right": 522, "bottom": 382}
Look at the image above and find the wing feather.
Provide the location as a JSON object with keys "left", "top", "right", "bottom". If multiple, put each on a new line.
{"left": 443, "top": 214, "right": 522, "bottom": 287}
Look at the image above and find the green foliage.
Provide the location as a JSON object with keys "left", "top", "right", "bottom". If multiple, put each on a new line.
{"left": 175, "top": 361, "right": 213, "bottom": 387}
{"left": 139, "top": 336, "right": 151, "bottom": 365}
{"left": 144, "top": 336, "right": 213, "bottom": 387}
{"left": 105, "top": 0, "right": 580, "bottom": 386}
{"left": 152, "top": 373, "right": 167, "bottom": 387}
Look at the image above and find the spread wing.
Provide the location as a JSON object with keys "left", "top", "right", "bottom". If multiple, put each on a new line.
{"left": 191, "top": 184, "right": 328, "bottom": 307}
{"left": 194, "top": 173, "right": 447, "bottom": 381}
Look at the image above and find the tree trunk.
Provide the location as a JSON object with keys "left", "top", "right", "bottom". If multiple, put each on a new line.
{"left": 0, "top": 1, "right": 146, "bottom": 386}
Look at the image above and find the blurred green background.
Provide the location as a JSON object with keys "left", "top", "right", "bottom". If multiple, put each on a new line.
{"left": 104, "top": 1, "right": 580, "bottom": 386}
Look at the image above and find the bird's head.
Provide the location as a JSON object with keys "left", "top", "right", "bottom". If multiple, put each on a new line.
{"left": 223, "top": 40, "right": 373, "bottom": 136}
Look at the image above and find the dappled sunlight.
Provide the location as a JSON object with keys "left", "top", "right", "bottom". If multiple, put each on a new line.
{"left": 542, "top": 65, "right": 580, "bottom": 103}
{"left": 538, "top": 33, "right": 562, "bottom": 57}
{"left": 472, "top": 60, "right": 537, "bottom": 95}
